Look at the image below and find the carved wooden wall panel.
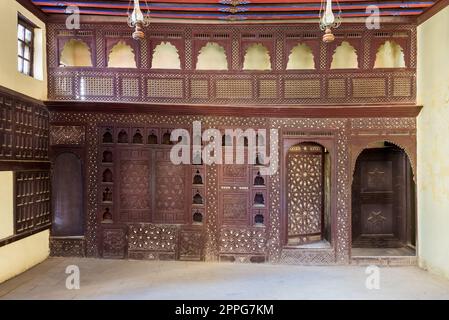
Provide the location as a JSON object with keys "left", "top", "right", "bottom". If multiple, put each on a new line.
{"left": 15, "top": 171, "right": 51, "bottom": 234}
{"left": 128, "top": 223, "right": 178, "bottom": 260}
{"left": 102, "top": 227, "right": 126, "bottom": 259}
{"left": 117, "top": 149, "right": 151, "bottom": 222}
{"left": 50, "top": 237, "right": 86, "bottom": 257}
{"left": 0, "top": 89, "right": 49, "bottom": 161}
{"left": 49, "top": 111, "right": 417, "bottom": 265}
{"left": 154, "top": 151, "right": 189, "bottom": 224}
{"left": 178, "top": 229, "right": 204, "bottom": 261}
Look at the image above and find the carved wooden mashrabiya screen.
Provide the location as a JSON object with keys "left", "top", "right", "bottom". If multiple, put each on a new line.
{"left": 287, "top": 144, "right": 324, "bottom": 245}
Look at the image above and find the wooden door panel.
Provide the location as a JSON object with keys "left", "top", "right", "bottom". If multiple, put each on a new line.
{"left": 361, "top": 161, "right": 393, "bottom": 192}
{"left": 352, "top": 147, "right": 407, "bottom": 248}
{"left": 286, "top": 144, "right": 324, "bottom": 245}
{"left": 361, "top": 203, "right": 394, "bottom": 236}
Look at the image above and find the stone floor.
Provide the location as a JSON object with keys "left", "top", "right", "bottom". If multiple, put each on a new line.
{"left": 1, "top": 257, "right": 449, "bottom": 300}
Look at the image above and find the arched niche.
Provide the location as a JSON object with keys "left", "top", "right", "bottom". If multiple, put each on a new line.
{"left": 286, "top": 43, "right": 315, "bottom": 70}
{"left": 243, "top": 43, "right": 271, "bottom": 71}
{"left": 52, "top": 152, "right": 84, "bottom": 236}
{"left": 330, "top": 41, "right": 358, "bottom": 69}
{"left": 351, "top": 141, "right": 416, "bottom": 253}
{"left": 60, "top": 39, "right": 93, "bottom": 67}
{"left": 374, "top": 40, "right": 406, "bottom": 68}
{"left": 151, "top": 42, "right": 181, "bottom": 69}
{"left": 108, "top": 40, "right": 137, "bottom": 68}
{"left": 196, "top": 42, "right": 228, "bottom": 70}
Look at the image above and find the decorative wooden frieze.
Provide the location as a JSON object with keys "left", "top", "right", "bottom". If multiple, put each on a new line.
{"left": 50, "top": 125, "right": 85, "bottom": 145}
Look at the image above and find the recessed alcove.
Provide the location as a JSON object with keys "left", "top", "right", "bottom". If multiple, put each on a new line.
{"left": 196, "top": 42, "right": 228, "bottom": 70}
{"left": 162, "top": 130, "right": 172, "bottom": 145}
{"left": 108, "top": 41, "right": 137, "bottom": 68}
{"left": 243, "top": 43, "right": 272, "bottom": 71}
{"left": 151, "top": 42, "right": 181, "bottom": 69}
{"left": 132, "top": 129, "right": 143, "bottom": 144}
{"left": 254, "top": 192, "right": 265, "bottom": 205}
{"left": 254, "top": 213, "right": 264, "bottom": 225}
{"left": 193, "top": 210, "right": 203, "bottom": 224}
{"left": 193, "top": 190, "right": 203, "bottom": 205}
{"left": 102, "top": 208, "right": 113, "bottom": 223}
{"left": 102, "top": 187, "right": 112, "bottom": 202}
{"left": 102, "top": 150, "right": 113, "bottom": 163}
{"left": 102, "top": 169, "right": 113, "bottom": 183}
{"left": 254, "top": 171, "right": 265, "bottom": 186}
{"left": 330, "top": 41, "right": 358, "bottom": 69}
{"left": 374, "top": 40, "right": 406, "bottom": 68}
{"left": 286, "top": 43, "right": 315, "bottom": 70}
{"left": 193, "top": 170, "right": 203, "bottom": 185}
{"left": 117, "top": 130, "right": 128, "bottom": 143}
{"left": 148, "top": 131, "right": 158, "bottom": 144}
{"left": 59, "top": 39, "right": 93, "bottom": 67}
{"left": 102, "top": 130, "right": 113, "bottom": 143}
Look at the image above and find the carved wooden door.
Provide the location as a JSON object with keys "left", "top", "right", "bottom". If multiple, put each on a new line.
{"left": 352, "top": 147, "right": 407, "bottom": 247}
{"left": 286, "top": 143, "right": 324, "bottom": 245}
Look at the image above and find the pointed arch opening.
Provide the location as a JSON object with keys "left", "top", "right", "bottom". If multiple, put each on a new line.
{"left": 286, "top": 43, "right": 315, "bottom": 70}
{"left": 351, "top": 141, "right": 416, "bottom": 257}
{"left": 330, "top": 41, "right": 358, "bottom": 69}
{"left": 59, "top": 39, "right": 93, "bottom": 67}
{"left": 151, "top": 42, "right": 181, "bottom": 69}
{"left": 108, "top": 41, "right": 137, "bottom": 68}
{"left": 374, "top": 40, "right": 406, "bottom": 68}
{"left": 243, "top": 43, "right": 271, "bottom": 71}
{"left": 196, "top": 42, "right": 228, "bottom": 70}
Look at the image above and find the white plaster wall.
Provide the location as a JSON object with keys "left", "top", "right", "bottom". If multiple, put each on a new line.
{"left": 0, "top": 0, "right": 47, "bottom": 100}
{"left": 417, "top": 6, "right": 449, "bottom": 279}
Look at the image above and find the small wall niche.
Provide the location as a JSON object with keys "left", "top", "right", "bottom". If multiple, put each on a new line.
{"left": 193, "top": 170, "right": 203, "bottom": 185}
{"left": 117, "top": 129, "right": 128, "bottom": 144}
{"left": 254, "top": 213, "right": 264, "bottom": 225}
{"left": 254, "top": 192, "right": 265, "bottom": 205}
{"left": 193, "top": 210, "right": 203, "bottom": 224}
{"left": 162, "top": 130, "right": 172, "bottom": 145}
{"left": 102, "top": 187, "right": 113, "bottom": 202}
{"left": 102, "top": 150, "right": 113, "bottom": 163}
{"left": 102, "top": 129, "right": 113, "bottom": 143}
{"left": 148, "top": 130, "right": 158, "bottom": 144}
{"left": 102, "top": 169, "right": 113, "bottom": 182}
{"left": 132, "top": 129, "right": 143, "bottom": 144}
{"left": 193, "top": 190, "right": 204, "bottom": 205}
{"left": 254, "top": 171, "right": 265, "bottom": 186}
{"left": 102, "top": 208, "right": 113, "bottom": 223}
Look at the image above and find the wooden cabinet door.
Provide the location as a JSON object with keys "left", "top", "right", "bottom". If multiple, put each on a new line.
{"left": 352, "top": 147, "right": 407, "bottom": 247}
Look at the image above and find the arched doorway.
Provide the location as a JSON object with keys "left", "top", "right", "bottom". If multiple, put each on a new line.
{"left": 285, "top": 142, "right": 332, "bottom": 246}
{"left": 351, "top": 142, "right": 416, "bottom": 255}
